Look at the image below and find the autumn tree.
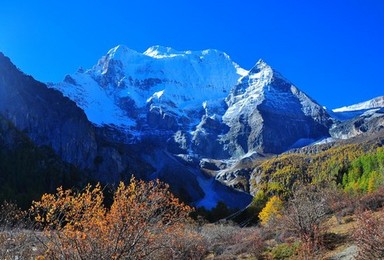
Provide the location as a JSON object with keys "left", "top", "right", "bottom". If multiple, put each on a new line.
{"left": 30, "top": 177, "right": 206, "bottom": 259}
{"left": 258, "top": 195, "right": 283, "bottom": 226}
{"left": 279, "top": 185, "right": 329, "bottom": 255}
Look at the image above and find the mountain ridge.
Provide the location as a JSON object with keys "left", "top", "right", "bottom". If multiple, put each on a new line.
{"left": 50, "top": 45, "right": 333, "bottom": 152}
{"left": 333, "top": 96, "right": 384, "bottom": 113}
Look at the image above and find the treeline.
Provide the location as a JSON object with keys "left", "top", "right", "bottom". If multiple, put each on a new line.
{"left": 238, "top": 141, "right": 384, "bottom": 231}
{"left": 251, "top": 143, "right": 384, "bottom": 200}
{"left": 343, "top": 147, "right": 384, "bottom": 193}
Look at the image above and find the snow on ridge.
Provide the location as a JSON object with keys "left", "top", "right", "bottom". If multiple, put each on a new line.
{"left": 106, "top": 45, "right": 142, "bottom": 61}
{"left": 52, "top": 44, "right": 252, "bottom": 128}
{"left": 146, "top": 90, "right": 165, "bottom": 103}
{"left": 142, "top": 45, "right": 226, "bottom": 59}
{"left": 50, "top": 73, "right": 135, "bottom": 128}
{"left": 332, "top": 96, "right": 384, "bottom": 113}
{"left": 236, "top": 67, "right": 249, "bottom": 78}
{"left": 144, "top": 45, "right": 183, "bottom": 58}
{"left": 52, "top": 45, "right": 297, "bottom": 131}
{"left": 100, "top": 45, "right": 246, "bottom": 108}
{"left": 222, "top": 60, "right": 273, "bottom": 124}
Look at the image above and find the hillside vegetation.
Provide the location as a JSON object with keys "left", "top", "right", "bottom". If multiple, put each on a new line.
{"left": 1, "top": 136, "right": 384, "bottom": 258}
{"left": 251, "top": 139, "right": 384, "bottom": 199}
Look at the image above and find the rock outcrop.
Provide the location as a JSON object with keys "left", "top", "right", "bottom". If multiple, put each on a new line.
{"left": 330, "top": 108, "right": 384, "bottom": 139}
{"left": 0, "top": 53, "right": 98, "bottom": 169}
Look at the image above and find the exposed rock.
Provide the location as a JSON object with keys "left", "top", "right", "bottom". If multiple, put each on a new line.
{"left": 167, "top": 130, "right": 190, "bottom": 154}
{"left": 0, "top": 53, "right": 98, "bottom": 169}
{"left": 331, "top": 108, "right": 384, "bottom": 139}
{"left": 192, "top": 115, "right": 230, "bottom": 159}
{"left": 328, "top": 245, "right": 357, "bottom": 260}
{"left": 3, "top": 45, "right": 384, "bottom": 211}
{"left": 221, "top": 60, "right": 331, "bottom": 156}
{"left": 147, "top": 105, "right": 178, "bottom": 130}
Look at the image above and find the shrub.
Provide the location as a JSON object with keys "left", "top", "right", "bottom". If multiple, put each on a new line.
{"left": 270, "top": 242, "right": 300, "bottom": 259}
{"left": 353, "top": 208, "right": 384, "bottom": 259}
{"left": 30, "top": 177, "right": 206, "bottom": 259}
{"left": 0, "top": 201, "right": 41, "bottom": 258}
{"left": 200, "top": 223, "right": 265, "bottom": 258}
{"left": 0, "top": 201, "right": 27, "bottom": 230}
{"left": 279, "top": 185, "right": 329, "bottom": 253}
{"left": 357, "top": 186, "right": 384, "bottom": 211}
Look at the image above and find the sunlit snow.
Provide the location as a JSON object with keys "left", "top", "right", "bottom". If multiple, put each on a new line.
{"left": 50, "top": 45, "right": 246, "bottom": 128}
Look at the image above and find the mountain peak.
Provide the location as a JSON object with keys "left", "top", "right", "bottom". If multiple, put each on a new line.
{"left": 144, "top": 45, "right": 182, "bottom": 58}
{"left": 256, "top": 58, "right": 268, "bottom": 67}
{"left": 143, "top": 46, "right": 233, "bottom": 62}
{"left": 53, "top": 44, "right": 245, "bottom": 127}
{"left": 248, "top": 59, "right": 272, "bottom": 75}
{"left": 106, "top": 45, "right": 141, "bottom": 60}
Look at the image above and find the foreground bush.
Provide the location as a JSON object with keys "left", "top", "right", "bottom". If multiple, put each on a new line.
{"left": 0, "top": 201, "right": 43, "bottom": 258}
{"left": 353, "top": 208, "right": 384, "bottom": 259}
{"left": 269, "top": 242, "right": 300, "bottom": 259}
{"left": 275, "top": 185, "right": 329, "bottom": 258}
{"left": 0, "top": 201, "right": 27, "bottom": 230}
{"left": 30, "top": 177, "right": 206, "bottom": 259}
{"left": 201, "top": 223, "right": 265, "bottom": 258}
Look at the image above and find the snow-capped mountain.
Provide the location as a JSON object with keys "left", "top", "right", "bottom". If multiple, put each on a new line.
{"left": 0, "top": 50, "right": 252, "bottom": 210}
{"left": 333, "top": 96, "right": 384, "bottom": 113}
{"left": 52, "top": 45, "right": 246, "bottom": 132}
{"left": 45, "top": 45, "right": 335, "bottom": 208}
{"left": 51, "top": 45, "right": 331, "bottom": 155}
{"left": 330, "top": 96, "right": 384, "bottom": 139}
{"left": 329, "top": 96, "right": 384, "bottom": 121}
{"left": 220, "top": 59, "right": 331, "bottom": 154}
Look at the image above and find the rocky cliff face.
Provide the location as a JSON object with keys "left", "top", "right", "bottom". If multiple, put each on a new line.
{"left": 0, "top": 53, "right": 98, "bottom": 169}
{"left": 0, "top": 114, "right": 87, "bottom": 208}
{"left": 50, "top": 46, "right": 332, "bottom": 160}
{"left": 329, "top": 96, "right": 384, "bottom": 139}
{"left": 190, "top": 60, "right": 332, "bottom": 159}
{"left": 51, "top": 45, "right": 245, "bottom": 132}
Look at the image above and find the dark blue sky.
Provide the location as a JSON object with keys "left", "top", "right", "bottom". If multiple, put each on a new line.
{"left": 1, "top": 0, "right": 383, "bottom": 109}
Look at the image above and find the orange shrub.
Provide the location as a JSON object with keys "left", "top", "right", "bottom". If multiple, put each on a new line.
{"left": 30, "top": 177, "right": 206, "bottom": 259}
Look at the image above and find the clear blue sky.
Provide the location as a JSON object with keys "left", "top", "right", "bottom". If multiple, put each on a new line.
{"left": 1, "top": 0, "right": 383, "bottom": 109}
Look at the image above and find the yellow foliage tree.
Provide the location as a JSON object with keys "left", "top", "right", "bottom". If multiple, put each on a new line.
{"left": 258, "top": 195, "right": 283, "bottom": 226}
{"left": 367, "top": 170, "right": 383, "bottom": 193}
